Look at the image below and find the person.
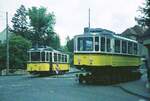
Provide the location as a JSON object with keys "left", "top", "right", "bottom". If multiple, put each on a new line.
{"left": 55, "top": 63, "right": 59, "bottom": 74}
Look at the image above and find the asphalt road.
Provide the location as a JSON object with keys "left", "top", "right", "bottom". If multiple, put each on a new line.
{"left": 0, "top": 74, "right": 149, "bottom": 101}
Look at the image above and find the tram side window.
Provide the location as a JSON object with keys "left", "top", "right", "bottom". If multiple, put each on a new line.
{"left": 122, "top": 41, "right": 127, "bottom": 53}
{"left": 95, "top": 37, "right": 99, "bottom": 51}
{"left": 49, "top": 53, "right": 52, "bottom": 62}
{"left": 106, "top": 38, "right": 111, "bottom": 52}
{"left": 65, "top": 55, "right": 67, "bottom": 63}
{"left": 46, "top": 52, "right": 49, "bottom": 61}
{"left": 54, "top": 53, "right": 57, "bottom": 62}
{"left": 115, "top": 40, "right": 120, "bottom": 53}
{"left": 101, "top": 37, "right": 105, "bottom": 52}
{"left": 58, "top": 54, "right": 61, "bottom": 62}
{"left": 41, "top": 52, "right": 45, "bottom": 61}
{"left": 62, "top": 55, "right": 65, "bottom": 62}
{"left": 133, "top": 43, "right": 137, "bottom": 55}
{"left": 128, "top": 42, "right": 133, "bottom": 54}
{"left": 31, "top": 52, "right": 40, "bottom": 61}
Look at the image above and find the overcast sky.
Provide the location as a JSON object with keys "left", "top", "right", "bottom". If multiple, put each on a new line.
{"left": 0, "top": 0, "right": 144, "bottom": 45}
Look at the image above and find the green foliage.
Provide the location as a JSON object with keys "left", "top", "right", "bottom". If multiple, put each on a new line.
{"left": 28, "top": 6, "right": 56, "bottom": 47}
{"left": 136, "top": 0, "right": 150, "bottom": 27}
{"left": 66, "top": 36, "right": 74, "bottom": 52}
{"left": 0, "top": 43, "right": 6, "bottom": 71}
{"left": 65, "top": 36, "right": 74, "bottom": 66}
{"left": 11, "top": 5, "right": 61, "bottom": 50}
{"left": 50, "top": 34, "right": 60, "bottom": 49}
{"left": 0, "top": 35, "right": 31, "bottom": 70}
{"left": 11, "top": 5, "right": 29, "bottom": 38}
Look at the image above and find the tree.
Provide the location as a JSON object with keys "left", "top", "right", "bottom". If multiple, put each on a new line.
{"left": 136, "top": 0, "right": 150, "bottom": 28}
{"left": 0, "top": 35, "right": 31, "bottom": 71}
{"left": 50, "top": 34, "right": 60, "bottom": 49}
{"left": 11, "top": 5, "right": 29, "bottom": 38}
{"left": 28, "top": 7, "right": 55, "bottom": 47}
{"left": 66, "top": 36, "right": 74, "bottom": 52}
{"left": 65, "top": 36, "right": 74, "bottom": 66}
{"left": 0, "top": 43, "right": 6, "bottom": 71}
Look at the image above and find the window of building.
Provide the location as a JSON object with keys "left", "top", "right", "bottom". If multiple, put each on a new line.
{"left": 115, "top": 40, "right": 120, "bottom": 53}
{"left": 77, "top": 37, "right": 93, "bottom": 51}
{"left": 106, "top": 38, "right": 111, "bottom": 52}
{"left": 128, "top": 42, "right": 133, "bottom": 54}
{"left": 101, "top": 37, "right": 105, "bottom": 52}
{"left": 122, "top": 41, "right": 127, "bottom": 53}
{"left": 133, "top": 43, "right": 137, "bottom": 55}
{"left": 95, "top": 37, "right": 99, "bottom": 51}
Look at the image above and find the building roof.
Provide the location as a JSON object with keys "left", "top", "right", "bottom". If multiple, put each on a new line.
{"left": 121, "top": 25, "right": 145, "bottom": 37}
{"left": 142, "top": 28, "right": 150, "bottom": 38}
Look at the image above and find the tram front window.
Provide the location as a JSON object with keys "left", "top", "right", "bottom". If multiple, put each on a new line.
{"left": 77, "top": 37, "right": 93, "bottom": 51}
{"left": 31, "top": 52, "right": 40, "bottom": 61}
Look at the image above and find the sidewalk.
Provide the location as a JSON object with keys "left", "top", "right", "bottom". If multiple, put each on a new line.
{"left": 117, "top": 74, "right": 150, "bottom": 100}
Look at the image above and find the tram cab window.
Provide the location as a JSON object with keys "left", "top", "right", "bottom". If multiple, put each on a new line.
{"left": 95, "top": 37, "right": 99, "bottom": 51}
{"left": 74, "top": 39, "right": 77, "bottom": 51}
{"left": 115, "top": 40, "right": 120, "bottom": 53}
{"left": 101, "top": 37, "right": 105, "bottom": 52}
{"left": 122, "top": 41, "right": 127, "bottom": 53}
{"left": 54, "top": 53, "right": 57, "bottom": 62}
{"left": 106, "top": 38, "right": 111, "bottom": 52}
{"left": 133, "top": 43, "right": 137, "bottom": 55}
{"left": 31, "top": 52, "right": 40, "bottom": 61}
{"left": 77, "top": 37, "right": 93, "bottom": 51}
{"left": 128, "top": 42, "right": 133, "bottom": 54}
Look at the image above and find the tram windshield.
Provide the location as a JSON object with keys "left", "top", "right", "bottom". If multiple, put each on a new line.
{"left": 31, "top": 52, "right": 40, "bottom": 61}
{"left": 77, "top": 37, "right": 93, "bottom": 51}
{"left": 29, "top": 51, "right": 47, "bottom": 62}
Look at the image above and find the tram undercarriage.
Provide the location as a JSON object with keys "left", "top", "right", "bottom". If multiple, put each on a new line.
{"left": 75, "top": 66, "right": 141, "bottom": 84}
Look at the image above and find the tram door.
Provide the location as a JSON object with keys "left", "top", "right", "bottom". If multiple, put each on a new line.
{"left": 46, "top": 52, "right": 52, "bottom": 72}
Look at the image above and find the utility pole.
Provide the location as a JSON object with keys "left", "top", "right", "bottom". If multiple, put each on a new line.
{"left": 6, "top": 12, "right": 9, "bottom": 75}
{"left": 88, "top": 8, "right": 91, "bottom": 34}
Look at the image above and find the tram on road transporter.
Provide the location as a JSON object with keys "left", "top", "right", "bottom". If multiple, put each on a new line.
{"left": 73, "top": 29, "right": 142, "bottom": 83}
{"left": 27, "top": 47, "right": 70, "bottom": 75}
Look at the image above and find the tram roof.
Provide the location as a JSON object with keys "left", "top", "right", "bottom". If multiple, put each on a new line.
{"left": 28, "top": 47, "right": 62, "bottom": 53}
{"left": 74, "top": 32, "right": 137, "bottom": 43}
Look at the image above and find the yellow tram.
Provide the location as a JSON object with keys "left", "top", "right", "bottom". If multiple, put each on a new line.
{"left": 27, "top": 47, "right": 70, "bottom": 75}
{"left": 74, "top": 29, "right": 142, "bottom": 83}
